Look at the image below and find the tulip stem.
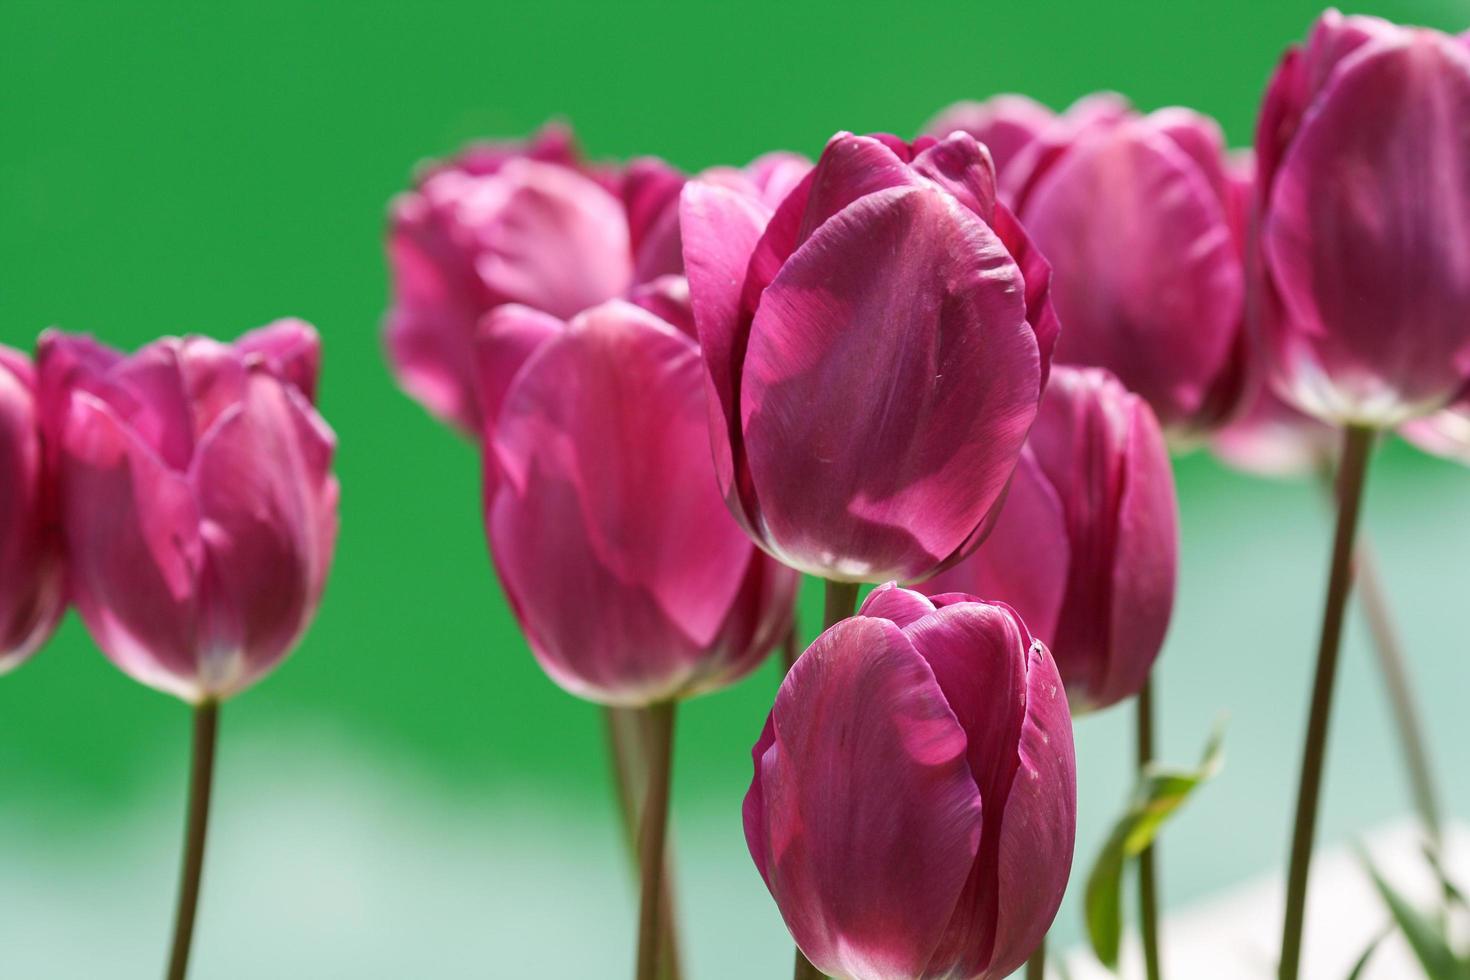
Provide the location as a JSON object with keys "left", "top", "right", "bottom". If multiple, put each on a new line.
{"left": 165, "top": 700, "right": 219, "bottom": 980}
{"left": 1137, "top": 679, "right": 1162, "bottom": 980}
{"left": 1025, "top": 940, "right": 1046, "bottom": 979}
{"left": 635, "top": 701, "right": 677, "bottom": 980}
{"left": 604, "top": 708, "right": 683, "bottom": 980}
{"left": 1279, "top": 424, "right": 1375, "bottom": 980}
{"left": 779, "top": 619, "right": 801, "bottom": 672}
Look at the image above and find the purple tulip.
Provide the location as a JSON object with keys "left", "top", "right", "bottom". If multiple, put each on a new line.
{"left": 922, "top": 95, "right": 1055, "bottom": 180}
{"left": 1004, "top": 96, "right": 1250, "bottom": 435}
{"left": 480, "top": 299, "right": 798, "bottom": 706}
{"left": 38, "top": 321, "right": 338, "bottom": 702}
{"left": 745, "top": 583, "right": 1075, "bottom": 979}
{"left": 0, "top": 346, "right": 66, "bottom": 672}
{"left": 1257, "top": 10, "right": 1470, "bottom": 426}
{"left": 923, "top": 367, "right": 1178, "bottom": 712}
{"left": 681, "top": 130, "right": 1058, "bottom": 584}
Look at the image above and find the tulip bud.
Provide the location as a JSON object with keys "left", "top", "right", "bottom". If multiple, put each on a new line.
{"left": 921, "top": 95, "right": 1055, "bottom": 180}
{"left": 681, "top": 130, "right": 1058, "bottom": 584}
{"left": 0, "top": 346, "right": 65, "bottom": 672}
{"left": 1002, "top": 95, "right": 1250, "bottom": 435}
{"left": 38, "top": 323, "right": 339, "bottom": 703}
{"left": 1256, "top": 11, "right": 1470, "bottom": 426}
{"left": 922, "top": 367, "right": 1177, "bottom": 713}
{"left": 745, "top": 583, "right": 1075, "bottom": 980}
{"left": 481, "top": 300, "right": 798, "bottom": 707}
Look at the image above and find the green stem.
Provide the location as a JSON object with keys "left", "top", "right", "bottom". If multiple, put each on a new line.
{"left": 635, "top": 702, "right": 677, "bottom": 980}
{"left": 1025, "top": 939, "right": 1046, "bottom": 980}
{"left": 1279, "top": 424, "right": 1376, "bottom": 980}
{"left": 1137, "top": 679, "right": 1162, "bottom": 980}
{"left": 779, "top": 619, "right": 801, "bottom": 673}
{"left": 165, "top": 701, "right": 219, "bottom": 980}
{"left": 791, "top": 580, "right": 861, "bottom": 980}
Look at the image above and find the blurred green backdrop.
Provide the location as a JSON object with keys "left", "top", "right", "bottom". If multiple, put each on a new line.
{"left": 3, "top": 1, "right": 1468, "bottom": 977}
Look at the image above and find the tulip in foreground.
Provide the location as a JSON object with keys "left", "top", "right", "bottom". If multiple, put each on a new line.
{"left": 681, "top": 130, "right": 1057, "bottom": 584}
{"left": 746, "top": 584, "right": 1076, "bottom": 980}
{"left": 923, "top": 366, "right": 1178, "bottom": 713}
{"left": 39, "top": 320, "right": 337, "bottom": 980}
{"left": 921, "top": 95, "right": 1055, "bottom": 179}
{"left": 0, "top": 345, "right": 66, "bottom": 672}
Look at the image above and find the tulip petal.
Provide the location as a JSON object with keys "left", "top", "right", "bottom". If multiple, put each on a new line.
{"left": 628, "top": 274, "right": 696, "bottom": 340}
{"left": 992, "top": 201, "right": 1060, "bottom": 384}
{"left": 859, "top": 581, "right": 939, "bottom": 629}
{"left": 236, "top": 318, "right": 322, "bottom": 403}
{"left": 1027, "top": 123, "right": 1243, "bottom": 429}
{"left": 622, "top": 157, "right": 687, "bottom": 282}
{"left": 923, "top": 96, "right": 1055, "bottom": 177}
{"left": 1263, "top": 34, "right": 1470, "bottom": 424}
{"left": 741, "top": 185, "right": 1037, "bottom": 581}
{"left": 749, "top": 616, "right": 982, "bottom": 979}
{"left": 912, "top": 132, "right": 999, "bottom": 222}
{"left": 474, "top": 304, "right": 565, "bottom": 442}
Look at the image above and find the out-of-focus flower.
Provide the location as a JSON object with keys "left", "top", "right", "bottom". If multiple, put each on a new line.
{"left": 0, "top": 345, "right": 65, "bottom": 672}
{"left": 923, "top": 367, "right": 1177, "bottom": 713}
{"left": 1400, "top": 398, "right": 1470, "bottom": 464}
{"left": 1004, "top": 95, "right": 1250, "bottom": 436}
{"left": 921, "top": 95, "right": 1055, "bottom": 179}
{"left": 38, "top": 321, "right": 338, "bottom": 703}
{"left": 1256, "top": 10, "right": 1470, "bottom": 426}
{"left": 681, "top": 130, "right": 1057, "bottom": 583}
{"left": 480, "top": 299, "right": 798, "bottom": 707}
{"left": 745, "top": 583, "right": 1075, "bottom": 979}
{"left": 1212, "top": 382, "right": 1337, "bottom": 478}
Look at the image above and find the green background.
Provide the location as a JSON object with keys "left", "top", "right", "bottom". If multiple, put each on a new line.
{"left": 2, "top": 1, "right": 1468, "bottom": 976}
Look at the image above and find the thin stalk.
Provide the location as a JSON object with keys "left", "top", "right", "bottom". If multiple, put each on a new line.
{"left": 791, "top": 581, "right": 862, "bottom": 980}
{"left": 635, "top": 702, "right": 677, "bottom": 980}
{"left": 1137, "top": 679, "right": 1162, "bottom": 980}
{"left": 780, "top": 619, "right": 801, "bottom": 673}
{"left": 165, "top": 701, "right": 220, "bottom": 980}
{"left": 1025, "top": 940, "right": 1046, "bottom": 980}
{"left": 603, "top": 708, "right": 683, "bottom": 980}
{"left": 1278, "top": 424, "right": 1376, "bottom": 980}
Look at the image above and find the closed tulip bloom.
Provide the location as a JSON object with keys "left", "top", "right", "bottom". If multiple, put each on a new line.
{"left": 922, "top": 95, "right": 1055, "bottom": 180}
{"left": 0, "top": 346, "right": 65, "bottom": 672}
{"left": 923, "top": 367, "right": 1177, "bottom": 712}
{"left": 481, "top": 300, "right": 798, "bottom": 707}
{"left": 1005, "top": 96, "right": 1250, "bottom": 435}
{"left": 1257, "top": 10, "right": 1470, "bottom": 426}
{"left": 681, "top": 130, "right": 1058, "bottom": 583}
{"left": 38, "top": 321, "right": 338, "bottom": 703}
{"left": 745, "top": 583, "right": 1075, "bottom": 980}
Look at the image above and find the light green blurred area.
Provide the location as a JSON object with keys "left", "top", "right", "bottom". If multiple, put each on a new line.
{"left": 2, "top": 1, "right": 1468, "bottom": 976}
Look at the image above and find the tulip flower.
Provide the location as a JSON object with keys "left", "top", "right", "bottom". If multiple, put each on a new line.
{"left": 1257, "top": 10, "right": 1470, "bottom": 427}
{"left": 681, "top": 130, "right": 1058, "bottom": 585}
{"left": 922, "top": 366, "right": 1177, "bottom": 713}
{"left": 481, "top": 299, "right": 797, "bottom": 706}
{"left": 921, "top": 95, "right": 1055, "bottom": 180}
{"left": 0, "top": 345, "right": 66, "bottom": 672}
{"left": 1003, "top": 96, "right": 1250, "bottom": 435}
{"left": 745, "top": 583, "right": 1075, "bottom": 980}
{"left": 1400, "top": 398, "right": 1470, "bottom": 465}
{"left": 39, "top": 321, "right": 338, "bottom": 703}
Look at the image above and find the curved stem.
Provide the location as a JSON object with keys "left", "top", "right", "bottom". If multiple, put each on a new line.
{"left": 1025, "top": 939, "right": 1046, "bottom": 979}
{"left": 1137, "top": 679, "right": 1162, "bottom": 980}
{"left": 165, "top": 701, "right": 219, "bottom": 980}
{"left": 635, "top": 702, "right": 677, "bottom": 980}
{"left": 780, "top": 619, "right": 801, "bottom": 673}
{"left": 1279, "top": 425, "right": 1376, "bottom": 980}
{"left": 791, "top": 580, "right": 861, "bottom": 980}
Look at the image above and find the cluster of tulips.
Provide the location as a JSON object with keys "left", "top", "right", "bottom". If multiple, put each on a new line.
{"left": 4, "top": 7, "right": 1469, "bottom": 979}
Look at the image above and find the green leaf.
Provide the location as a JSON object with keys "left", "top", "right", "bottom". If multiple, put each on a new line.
{"left": 1359, "top": 850, "right": 1467, "bottom": 980}
{"left": 1084, "top": 723, "right": 1226, "bottom": 970}
{"left": 1344, "top": 925, "right": 1390, "bottom": 980}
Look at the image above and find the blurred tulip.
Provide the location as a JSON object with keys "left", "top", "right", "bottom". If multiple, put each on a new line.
{"left": 38, "top": 321, "right": 338, "bottom": 703}
{"left": 0, "top": 346, "right": 66, "bottom": 672}
{"left": 923, "top": 367, "right": 1177, "bottom": 712}
{"left": 1212, "top": 382, "right": 1336, "bottom": 478}
{"left": 745, "top": 583, "right": 1075, "bottom": 980}
{"left": 480, "top": 299, "right": 797, "bottom": 707}
{"left": 922, "top": 95, "right": 1055, "bottom": 180}
{"left": 681, "top": 130, "right": 1057, "bottom": 583}
{"left": 1400, "top": 398, "right": 1470, "bottom": 465}
{"left": 1004, "top": 95, "right": 1250, "bottom": 435}
{"left": 1257, "top": 10, "right": 1470, "bottom": 426}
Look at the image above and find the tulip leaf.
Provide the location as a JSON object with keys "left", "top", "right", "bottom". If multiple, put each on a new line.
{"left": 1084, "top": 724, "right": 1226, "bottom": 971}
{"left": 1344, "top": 925, "right": 1390, "bottom": 980}
{"left": 1359, "top": 850, "right": 1468, "bottom": 980}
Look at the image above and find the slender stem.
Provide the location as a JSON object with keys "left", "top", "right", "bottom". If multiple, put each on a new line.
{"left": 165, "top": 701, "right": 220, "bottom": 980}
{"left": 1279, "top": 425, "right": 1375, "bottom": 980}
{"left": 779, "top": 619, "right": 801, "bottom": 673}
{"left": 1025, "top": 939, "right": 1046, "bottom": 980}
{"left": 1137, "top": 679, "right": 1162, "bottom": 980}
{"left": 791, "top": 581, "right": 862, "bottom": 980}
{"left": 635, "top": 702, "right": 677, "bottom": 980}
{"left": 1353, "top": 544, "right": 1443, "bottom": 852}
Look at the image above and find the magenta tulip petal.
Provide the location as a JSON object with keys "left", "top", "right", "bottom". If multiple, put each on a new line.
{"left": 859, "top": 581, "right": 939, "bottom": 629}
{"left": 1263, "top": 34, "right": 1470, "bottom": 424}
{"left": 988, "top": 642, "right": 1076, "bottom": 975}
{"left": 750, "top": 616, "right": 982, "bottom": 979}
{"left": 741, "top": 185, "right": 1036, "bottom": 580}
{"left": 923, "top": 96, "right": 1056, "bottom": 178}
{"left": 1401, "top": 400, "right": 1470, "bottom": 464}
{"left": 474, "top": 304, "right": 564, "bottom": 440}
{"left": 236, "top": 318, "right": 322, "bottom": 403}
{"left": 992, "top": 201, "right": 1060, "bottom": 384}
{"left": 622, "top": 157, "right": 687, "bottom": 282}
{"left": 912, "top": 132, "right": 999, "bottom": 222}
{"left": 1027, "top": 124, "right": 1243, "bottom": 429}
{"left": 628, "top": 275, "right": 695, "bottom": 339}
